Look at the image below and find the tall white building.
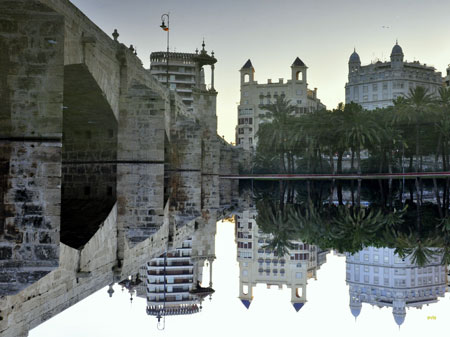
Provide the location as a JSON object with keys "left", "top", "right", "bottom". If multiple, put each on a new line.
{"left": 346, "top": 247, "right": 447, "bottom": 326}
{"left": 345, "top": 42, "right": 444, "bottom": 110}
{"left": 236, "top": 58, "right": 325, "bottom": 150}
{"left": 150, "top": 42, "right": 217, "bottom": 111}
{"left": 235, "top": 206, "right": 325, "bottom": 311}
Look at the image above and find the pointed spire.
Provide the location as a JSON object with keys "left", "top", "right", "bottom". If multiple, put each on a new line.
{"left": 241, "top": 59, "right": 253, "bottom": 70}
{"left": 293, "top": 302, "right": 304, "bottom": 312}
{"left": 241, "top": 299, "right": 251, "bottom": 309}
{"left": 292, "top": 57, "right": 306, "bottom": 67}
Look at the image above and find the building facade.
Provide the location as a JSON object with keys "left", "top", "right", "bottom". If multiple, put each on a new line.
{"left": 345, "top": 43, "right": 444, "bottom": 110}
{"left": 235, "top": 205, "right": 326, "bottom": 311}
{"left": 236, "top": 58, "right": 325, "bottom": 150}
{"left": 150, "top": 42, "right": 216, "bottom": 111}
{"left": 346, "top": 247, "right": 447, "bottom": 326}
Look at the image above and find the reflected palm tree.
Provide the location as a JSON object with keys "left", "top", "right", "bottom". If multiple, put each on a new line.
{"left": 394, "top": 231, "right": 441, "bottom": 266}
{"left": 256, "top": 200, "right": 297, "bottom": 257}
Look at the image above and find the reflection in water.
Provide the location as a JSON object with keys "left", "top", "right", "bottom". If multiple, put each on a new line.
{"left": 235, "top": 192, "right": 329, "bottom": 311}
{"left": 346, "top": 247, "right": 447, "bottom": 326}
{"left": 241, "top": 178, "right": 450, "bottom": 325}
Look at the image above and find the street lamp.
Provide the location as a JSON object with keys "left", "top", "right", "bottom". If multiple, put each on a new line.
{"left": 160, "top": 13, "right": 170, "bottom": 88}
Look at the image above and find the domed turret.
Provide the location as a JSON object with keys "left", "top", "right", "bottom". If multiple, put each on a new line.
{"left": 349, "top": 49, "right": 361, "bottom": 64}
{"left": 350, "top": 306, "right": 361, "bottom": 318}
{"left": 391, "top": 42, "right": 404, "bottom": 57}
{"left": 348, "top": 49, "right": 361, "bottom": 74}
{"left": 393, "top": 310, "right": 406, "bottom": 326}
{"left": 390, "top": 41, "right": 404, "bottom": 67}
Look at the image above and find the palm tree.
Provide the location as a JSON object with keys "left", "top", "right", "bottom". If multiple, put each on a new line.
{"left": 257, "top": 96, "right": 297, "bottom": 173}
{"left": 331, "top": 206, "right": 386, "bottom": 252}
{"left": 394, "top": 231, "right": 440, "bottom": 266}
{"left": 393, "top": 86, "right": 435, "bottom": 171}
{"left": 256, "top": 200, "right": 298, "bottom": 257}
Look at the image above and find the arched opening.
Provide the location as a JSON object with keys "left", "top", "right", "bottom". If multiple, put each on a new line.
{"left": 296, "top": 287, "right": 303, "bottom": 298}
{"left": 61, "top": 64, "right": 117, "bottom": 249}
{"left": 296, "top": 71, "right": 303, "bottom": 81}
{"left": 244, "top": 73, "right": 250, "bottom": 83}
{"left": 243, "top": 284, "right": 249, "bottom": 295}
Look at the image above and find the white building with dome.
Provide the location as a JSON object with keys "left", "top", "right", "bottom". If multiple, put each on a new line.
{"left": 346, "top": 247, "right": 447, "bottom": 327}
{"left": 345, "top": 42, "right": 444, "bottom": 110}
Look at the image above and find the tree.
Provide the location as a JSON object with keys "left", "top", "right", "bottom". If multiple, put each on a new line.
{"left": 257, "top": 96, "right": 297, "bottom": 173}
{"left": 393, "top": 86, "right": 435, "bottom": 171}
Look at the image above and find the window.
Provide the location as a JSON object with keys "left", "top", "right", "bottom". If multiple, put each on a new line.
{"left": 374, "top": 254, "right": 379, "bottom": 262}
{"left": 364, "top": 254, "right": 369, "bottom": 262}
{"left": 296, "top": 272, "right": 303, "bottom": 279}
{"left": 296, "top": 89, "right": 302, "bottom": 95}
{"left": 372, "top": 94, "right": 378, "bottom": 101}
{"left": 363, "top": 85, "right": 368, "bottom": 93}
{"left": 372, "top": 83, "right": 378, "bottom": 91}
{"left": 382, "top": 82, "right": 388, "bottom": 90}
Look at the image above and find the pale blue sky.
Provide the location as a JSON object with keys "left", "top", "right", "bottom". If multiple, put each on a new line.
{"left": 71, "top": 0, "right": 450, "bottom": 142}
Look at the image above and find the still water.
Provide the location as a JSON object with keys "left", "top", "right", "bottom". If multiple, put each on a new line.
{"left": 27, "top": 178, "right": 450, "bottom": 337}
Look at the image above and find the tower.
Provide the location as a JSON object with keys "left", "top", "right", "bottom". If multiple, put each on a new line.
{"left": 392, "top": 294, "right": 406, "bottom": 327}
{"left": 390, "top": 41, "right": 404, "bottom": 68}
{"left": 290, "top": 283, "right": 306, "bottom": 312}
{"left": 348, "top": 49, "right": 361, "bottom": 74}
{"left": 240, "top": 59, "right": 254, "bottom": 85}
{"left": 291, "top": 57, "right": 307, "bottom": 83}
{"left": 349, "top": 285, "right": 362, "bottom": 320}
{"left": 239, "top": 281, "right": 253, "bottom": 309}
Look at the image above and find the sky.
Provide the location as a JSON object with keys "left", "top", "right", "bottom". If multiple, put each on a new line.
{"left": 30, "top": 220, "right": 450, "bottom": 337}
{"left": 69, "top": 0, "right": 450, "bottom": 143}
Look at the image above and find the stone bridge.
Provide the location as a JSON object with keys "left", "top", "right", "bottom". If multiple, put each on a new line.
{"left": 0, "top": 1, "right": 239, "bottom": 336}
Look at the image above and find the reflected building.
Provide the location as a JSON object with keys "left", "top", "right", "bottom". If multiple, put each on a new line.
{"left": 235, "top": 205, "right": 326, "bottom": 311}
{"left": 130, "top": 214, "right": 218, "bottom": 324}
{"left": 346, "top": 247, "right": 447, "bottom": 326}
{"left": 143, "top": 238, "right": 214, "bottom": 319}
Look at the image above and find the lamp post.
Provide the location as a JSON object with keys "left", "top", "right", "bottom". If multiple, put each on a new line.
{"left": 160, "top": 13, "right": 170, "bottom": 89}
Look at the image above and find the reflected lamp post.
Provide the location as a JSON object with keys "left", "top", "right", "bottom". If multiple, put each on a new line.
{"left": 160, "top": 13, "right": 170, "bottom": 89}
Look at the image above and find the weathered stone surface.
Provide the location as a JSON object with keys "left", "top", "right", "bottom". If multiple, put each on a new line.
{"left": 0, "top": 1, "right": 238, "bottom": 337}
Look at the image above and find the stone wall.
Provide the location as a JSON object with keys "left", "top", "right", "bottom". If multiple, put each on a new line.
{"left": 0, "top": 0, "right": 64, "bottom": 296}
{"left": 117, "top": 82, "right": 165, "bottom": 247}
